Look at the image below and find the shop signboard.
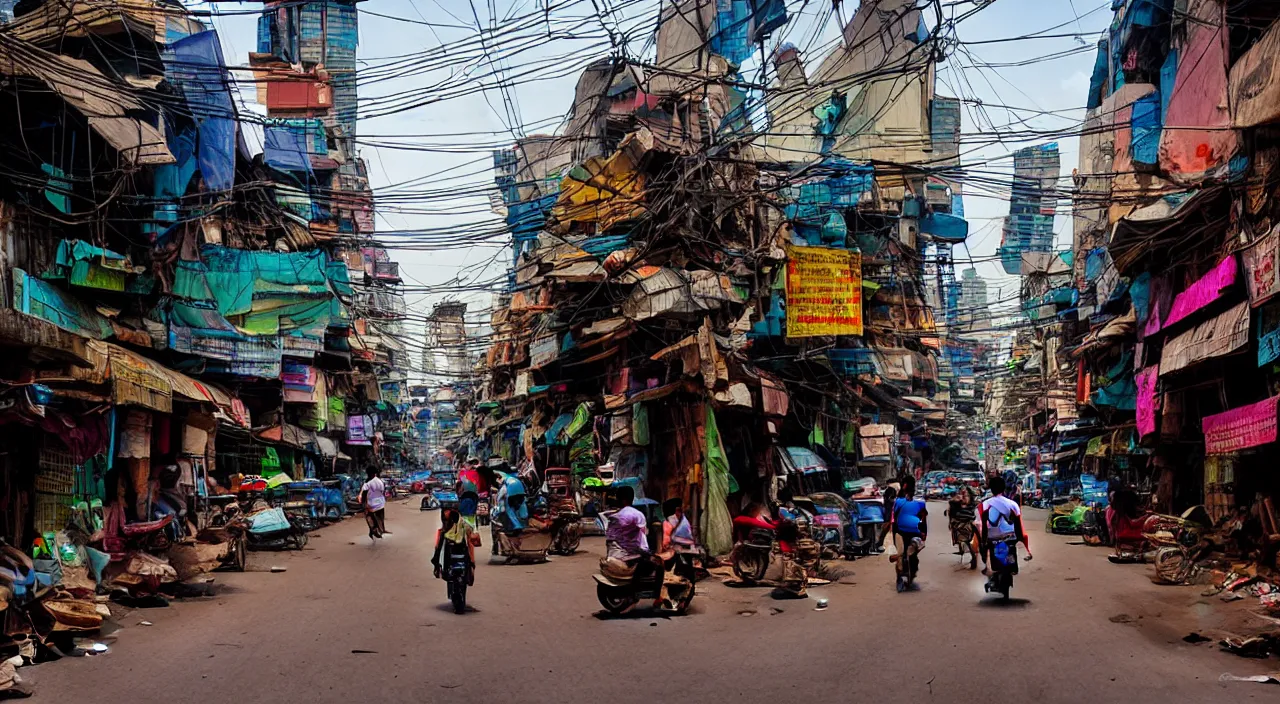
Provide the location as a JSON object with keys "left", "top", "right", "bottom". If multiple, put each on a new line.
{"left": 1135, "top": 365, "right": 1159, "bottom": 438}
{"left": 785, "top": 246, "right": 863, "bottom": 337}
{"left": 529, "top": 333, "right": 560, "bottom": 368}
{"left": 1259, "top": 299, "right": 1280, "bottom": 366}
{"left": 1202, "top": 394, "right": 1280, "bottom": 455}
{"left": 1243, "top": 229, "right": 1280, "bottom": 306}
{"left": 1162, "top": 255, "right": 1237, "bottom": 330}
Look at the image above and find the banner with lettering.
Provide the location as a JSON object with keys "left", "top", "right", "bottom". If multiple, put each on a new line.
{"left": 785, "top": 246, "right": 863, "bottom": 338}
{"left": 1202, "top": 394, "right": 1280, "bottom": 455}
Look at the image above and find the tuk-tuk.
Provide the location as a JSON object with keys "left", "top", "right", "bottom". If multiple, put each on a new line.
{"left": 431, "top": 470, "right": 459, "bottom": 512}
{"left": 803, "top": 492, "right": 852, "bottom": 557}
{"left": 335, "top": 474, "right": 365, "bottom": 511}
{"left": 282, "top": 480, "right": 323, "bottom": 530}
{"left": 311, "top": 480, "right": 347, "bottom": 519}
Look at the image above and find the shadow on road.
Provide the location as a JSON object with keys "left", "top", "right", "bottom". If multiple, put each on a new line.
{"left": 977, "top": 597, "right": 1032, "bottom": 608}
{"left": 434, "top": 602, "right": 482, "bottom": 614}
{"left": 592, "top": 604, "right": 701, "bottom": 621}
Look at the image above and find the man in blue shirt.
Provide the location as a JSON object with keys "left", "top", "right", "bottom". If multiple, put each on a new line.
{"left": 890, "top": 476, "right": 928, "bottom": 592}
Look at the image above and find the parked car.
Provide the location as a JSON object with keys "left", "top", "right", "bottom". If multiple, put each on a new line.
{"left": 950, "top": 470, "right": 985, "bottom": 495}
{"left": 922, "top": 471, "right": 948, "bottom": 499}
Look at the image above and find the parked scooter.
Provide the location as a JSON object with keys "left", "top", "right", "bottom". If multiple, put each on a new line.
{"left": 243, "top": 506, "right": 308, "bottom": 551}
{"left": 729, "top": 514, "right": 821, "bottom": 585}
{"left": 593, "top": 547, "right": 697, "bottom": 615}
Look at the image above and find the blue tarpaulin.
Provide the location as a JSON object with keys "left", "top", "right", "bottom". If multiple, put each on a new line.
{"left": 264, "top": 126, "right": 314, "bottom": 175}
{"left": 1092, "top": 351, "right": 1137, "bottom": 410}
{"left": 748, "top": 0, "right": 786, "bottom": 42}
{"left": 1130, "top": 92, "right": 1161, "bottom": 167}
{"left": 147, "top": 127, "right": 199, "bottom": 239}
{"left": 173, "top": 247, "right": 336, "bottom": 337}
{"left": 710, "top": 0, "right": 753, "bottom": 64}
{"left": 545, "top": 413, "right": 574, "bottom": 446}
{"left": 1159, "top": 49, "right": 1178, "bottom": 121}
{"left": 921, "top": 212, "right": 969, "bottom": 242}
{"left": 1259, "top": 301, "right": 1280, "bottom": 367}
{"left": 169, "top": 31, "right": 237, "bottom": 193}
{"left": 1087, "top": 37, "right": 1109, "bottom": 109}
{"left": 1130, "top": 272, "right": 1151, "bottom": 325}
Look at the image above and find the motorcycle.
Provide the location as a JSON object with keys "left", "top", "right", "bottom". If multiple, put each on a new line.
{"left": 892, "top": 534, "right": 923, "bottom": 592}
{"left": 984, "top": 537, "right": 1022, "bottom": 599}
{"left": 549, "top": 510, "right": 582, "bottom": 555}
{"left": 492, "top": 517, "right": 553, "bottom": 562}
{"left": 1048, "top": 503, "right": 1088, "bottom": 534}
{"left": 243, "top": 506, "right": 308, "bottom": 551}
{"left": 443, "top": 548, "right": 470, "bottom": 614}
{"left": 946, "top": 498, "right": 979, "bottom": 569}
{"left": 730, "top": 515, "right": 821, "bottom": 586}
{"left": 593, "top": 549, "right": 697, "bottom": 615}
{"left": 796, "top": 494, "right": 849, "bottom": 559}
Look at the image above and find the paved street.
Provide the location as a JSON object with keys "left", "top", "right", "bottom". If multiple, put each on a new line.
{"left": 25, "top": 501, "right": 1277, "bottom": 703}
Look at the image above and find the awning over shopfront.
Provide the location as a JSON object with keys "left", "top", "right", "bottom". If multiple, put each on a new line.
{"left": 1160, "top": 301, "right": 1250, "bottom": 374}
{"left": 254, "top": 423, "right": 313, "bottom": 450}
{"left": 80, "top": 340, "right": 249, "bottom": 421}
{"left": 0, "top": 308, "right": 94, "bottom": 366}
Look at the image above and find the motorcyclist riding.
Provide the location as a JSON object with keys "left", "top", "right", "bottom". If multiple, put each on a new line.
{"left": 604, "top": 486, "right": 662, "bottom": 594}
{"left": 979, "top": 474, "right": 1032, "bottom": 580}
{"left": 432, "top": 508, "right": 477, "bottom": 586}
{"left": 889, "top": 475, "right": 927, "bottom": 592}
{"left": 948, "top": 483, "right": 980, "bottom": 570}
{"left": 457, "top": 458, "right": 486, "bottom": 528}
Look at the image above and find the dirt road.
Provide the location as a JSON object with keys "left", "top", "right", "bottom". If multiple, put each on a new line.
{"left": 24, "top": 501, "right": 1278, "bottom": 703}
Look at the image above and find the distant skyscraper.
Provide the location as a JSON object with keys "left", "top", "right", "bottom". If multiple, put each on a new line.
{"left": 999, "top": 143, "right": 1060, "bottom": 275}
{"left": 959, "top": 267, "right": 990, "bottom": 333}
{"left": 427, "top": 302, "right": 470, "bottom": 379}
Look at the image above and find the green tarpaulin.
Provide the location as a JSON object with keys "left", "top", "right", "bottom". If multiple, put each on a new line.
{"left": 702, "top": 406, "right": 733, "bottom": 557}
{"left": 564, "top": 402, "right": 592, "bottom": 440}
{"left": 47, "top": 240, "right": 133, "bottom": 291}
{"left": 632, "top": 403, "right": 649, "bottom": 445}
{"left": 174, "top": 246, "right": 338, "bottom": 336}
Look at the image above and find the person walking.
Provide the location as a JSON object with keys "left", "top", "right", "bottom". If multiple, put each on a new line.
{"left": 360, "top": 465, "right": 388, "bottom": 541}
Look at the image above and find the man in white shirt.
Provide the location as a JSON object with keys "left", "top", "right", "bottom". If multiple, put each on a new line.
{"left": 978, "top": 474, "right": 1031, "bottom": 575}
{"left": 360, "top": 466, "right": 388, "bottom": 541}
